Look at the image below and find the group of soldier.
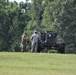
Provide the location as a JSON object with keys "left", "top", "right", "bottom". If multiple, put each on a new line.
{"left": 21, "top": 31, "right": 41, "bottom": 52}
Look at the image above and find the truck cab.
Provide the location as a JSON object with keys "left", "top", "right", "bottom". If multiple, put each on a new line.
{"left": 38, "top": 31, "right": 66, "bottom": 53}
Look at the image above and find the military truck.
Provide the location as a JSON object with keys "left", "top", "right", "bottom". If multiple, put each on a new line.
{"left": 37, "top": 31, "right": 66, "bottom": 53}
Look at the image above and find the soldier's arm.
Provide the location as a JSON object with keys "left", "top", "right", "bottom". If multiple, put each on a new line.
{"left": 30, "top": 35, "right": 33, "bottom": 41}
{"left": 23, "top": 35, "right": 28, "bottom": 40}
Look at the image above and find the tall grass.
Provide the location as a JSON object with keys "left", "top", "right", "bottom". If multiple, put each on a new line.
{"left": 0, "top": 52, "right": 76, "bottom": 75}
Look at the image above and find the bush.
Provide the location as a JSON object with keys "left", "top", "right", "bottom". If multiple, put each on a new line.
{"left": 65, "top": 44, "right": 76, "bottom": 54}
{"left": 48, "top": 49, "right": 58, "bottom": 53}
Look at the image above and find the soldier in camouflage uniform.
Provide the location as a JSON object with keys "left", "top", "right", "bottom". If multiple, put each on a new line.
{"left": 21, "top": 32, "right": 28, "bottom": 52}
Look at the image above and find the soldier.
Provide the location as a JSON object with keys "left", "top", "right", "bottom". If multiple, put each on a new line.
{"left": 21, "top": 32, "right": 28, "bottom": 52}
{"left": 30, "top": 31, "right": 41, "bottom": 52}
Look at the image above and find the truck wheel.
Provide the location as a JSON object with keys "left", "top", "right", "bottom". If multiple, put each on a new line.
{"left": 59, "top": 47, "right": 65, "bottom": 53}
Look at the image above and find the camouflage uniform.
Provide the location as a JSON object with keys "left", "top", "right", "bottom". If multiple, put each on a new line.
{"left": 21, "top": 33, "right": 28, "bottom": 52}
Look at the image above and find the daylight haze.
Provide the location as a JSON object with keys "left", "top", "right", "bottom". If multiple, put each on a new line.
{"left": 9, "top": 0, "right": 31, "bottom": 3}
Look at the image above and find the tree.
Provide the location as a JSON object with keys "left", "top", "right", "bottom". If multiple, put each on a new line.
{"left": 41, "top": 0, "right": 55, "bottom": 31}
{"left": 8, "top": 1, "right": 30, "bottom": 51}
{"left": 51, "top": 0, "right": 76, "bottom": 53}
{"left": 0, "top": 0, "right": 30, "bottom": 51}
{"left": 26, "top": 0, "right": 44, "bottom": 35}
{"left": 0, "top": 0, "right": 11, "bottom": 51}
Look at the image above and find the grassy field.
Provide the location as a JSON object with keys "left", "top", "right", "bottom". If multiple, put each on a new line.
{"left": 0, "top": 52, "right": 76, "bottom": 75}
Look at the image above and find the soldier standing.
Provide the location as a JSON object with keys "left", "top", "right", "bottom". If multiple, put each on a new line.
{"left": 30, "top": 31, "right": 40, "bottom": 52}
{"left": 21, "top": 32, "right": 28, "bottom": 52}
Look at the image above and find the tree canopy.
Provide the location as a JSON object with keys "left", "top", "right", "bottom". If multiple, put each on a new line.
{"left": 0, "top": 0, "right": 76, "bottom": 53}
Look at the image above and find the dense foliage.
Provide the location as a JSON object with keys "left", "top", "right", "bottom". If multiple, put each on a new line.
{"left": 0, "top": 0, "right": 76, "bottom": 53}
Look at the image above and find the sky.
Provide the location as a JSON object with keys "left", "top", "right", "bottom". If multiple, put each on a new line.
{"left": 9, "top": 0, "right": 31, "bottom": 3}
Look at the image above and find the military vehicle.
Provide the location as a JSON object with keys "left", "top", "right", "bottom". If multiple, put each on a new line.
{"left": 37, "top": 31, "right": 66, "bottom": 53}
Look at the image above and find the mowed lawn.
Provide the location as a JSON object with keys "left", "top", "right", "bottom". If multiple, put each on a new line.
{"left": 0, "top": 52, "right": 76, "bottom": 75}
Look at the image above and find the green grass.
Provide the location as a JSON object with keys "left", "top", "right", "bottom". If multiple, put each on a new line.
{"left": 0, "top": 52, "right": 76, "bottom": 75}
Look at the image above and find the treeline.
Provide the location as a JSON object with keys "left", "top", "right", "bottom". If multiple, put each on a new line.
{"left": 0, "top": 0, "right": 76, "bottom": 53}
